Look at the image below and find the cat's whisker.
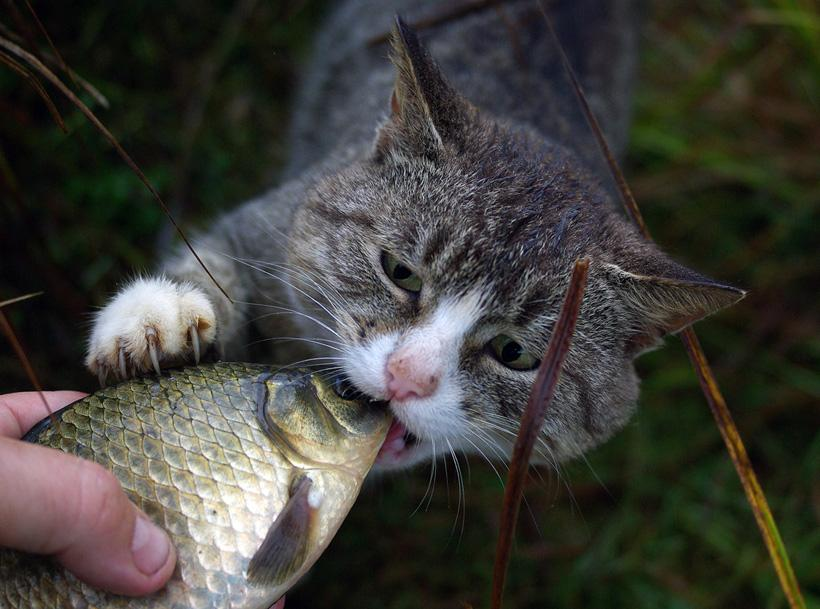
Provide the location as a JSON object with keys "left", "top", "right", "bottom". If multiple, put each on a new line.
{"left": 441, "top": 440, "right": 451, "bottom": 509}
{"left": 464, "top": 418, "right": 567, "bottom": 509}
{"left": 243, "top": 302, "right": 347, "bottom": 345}
{"left": 238, "top": 300, "right": 344, "bottom": 342}
{"left": 281, "top": 365, "right": 346, "bottom": 386}
{"left": 229, "top": 256, "right": 349, "bottom": 338}
{"left": 461, "top": 444, "right": 472, "bottom": 484}
{"left": 445, "top": 438, "right": 467, "bottom": 544}
{"left": 467, "top": 417, "right": 541, "bottom": 462}
{"left": 253, "top": 260, "right": 347, "bottom": 313}
{"left": 521, "top": 430, "right": 579, "bottom": 517}
{"left": 462, "top": 428, "right": 506, "bottom": 468}
{"left": 426, "top": 438, "right": 438, "bottom": 512}
{"left": 462, "top": 424, "right": 546, "bottom": 540}
{"left": 245, "top": 333, "right": 347, "bottom": 354}
{"left": 314, "top": 367, "right": 349, "bottom": 383}
{"left": 463, "top": 420, "right": 509, "bottom": 460}
{"left": 249, "top": 261, "right": 348, "bottom": 328}
{"left": 234, "top": 265, "right": 346, "bottom": 334}
{"left": 478, "top": 412, "right": 556, "bottom": 466}
{"left": 243, "top": 309, "right": 349, "bottom": 348}
{"left": 276, "top": 355, "right": 347, "bottom": 369}
{"left": 246, "top": 261, "right": 348, "bottom": 322}
{"left": 460, "top": 427, "right": 510, "bottom": 489}
{"left": 412, "top": 440, "right": 439, "bottom": 517}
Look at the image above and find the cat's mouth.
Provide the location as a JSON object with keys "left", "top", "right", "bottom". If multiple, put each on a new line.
{"left": 376, "top": 419, "right": 420, "bottom": 466}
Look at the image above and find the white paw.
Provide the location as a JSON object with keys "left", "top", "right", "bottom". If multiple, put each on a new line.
{"left": 86, "top": 277, "right": 216, "bottom": 384}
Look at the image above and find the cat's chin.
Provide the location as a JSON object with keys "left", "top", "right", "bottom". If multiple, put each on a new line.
{"left": 374, "top": 419, "right": 429, "bottom": 471}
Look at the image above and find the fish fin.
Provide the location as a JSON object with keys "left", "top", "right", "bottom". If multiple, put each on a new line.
{"left": 247, "top": 474, "right": 315, "bottom": 587}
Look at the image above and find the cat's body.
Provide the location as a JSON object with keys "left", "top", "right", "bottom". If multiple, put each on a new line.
{"left": 284, "top": 0, "right": 637, "bottom": 181}
{"left": 87, "top": 0, "right": 743, "bottom": 471}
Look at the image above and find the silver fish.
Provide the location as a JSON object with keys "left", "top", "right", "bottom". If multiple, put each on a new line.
{"left": 0, "top": 363, "right": 391, "bottom": 609}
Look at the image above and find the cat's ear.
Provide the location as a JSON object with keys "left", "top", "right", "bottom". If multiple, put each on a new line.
{"left": 602, "top": 255, "right": 746, "bottom": 355}
{"left": 374, "top": 16, "right": 470, "bottom": 159}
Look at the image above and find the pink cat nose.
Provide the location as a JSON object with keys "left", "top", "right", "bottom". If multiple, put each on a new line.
{"left": 386, "top": 355, "right": 439, "bottom": 401}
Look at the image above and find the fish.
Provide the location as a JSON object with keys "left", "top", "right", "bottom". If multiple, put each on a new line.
{"left": 0, "top": 362, "right": 391, "bottom": 609}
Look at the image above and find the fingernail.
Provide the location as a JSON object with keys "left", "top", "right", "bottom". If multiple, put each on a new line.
{"left": 131, "top": 514, "right": 171, "bottom": 575}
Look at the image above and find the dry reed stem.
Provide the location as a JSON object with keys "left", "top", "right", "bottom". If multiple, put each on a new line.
{"left": 0, "top": 35, "right": 233, "bottom": 304}
{"left": 0, "top": 292, "right": 44, "bottom": 309}
{"left": 0, "top": 21, "right": 109, "bottom": 108}
{"left": 0, "top": 307, "right": 55, "bottom": 426}
{"left": 0, "top": 50, "right": 65, "bottom": 132}
{"left": 539, "top": 2, "right": 806, "bottom": 607}
{"left": 491, "top": 258, "right": 589, "bottom": 609}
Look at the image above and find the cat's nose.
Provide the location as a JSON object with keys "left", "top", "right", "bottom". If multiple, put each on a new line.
{"left": 386, "top": 354, "right": 439, "bottom": 401}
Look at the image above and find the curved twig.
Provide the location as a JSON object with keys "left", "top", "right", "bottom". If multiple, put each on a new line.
{"left": 491, "top": 258, "right": 589, "bottom": 609}
{"left": 0, "top": 49, "right": 66, "bottom": 132}
{"left": 0, "top": 297, "right": 56, "bottom": 426}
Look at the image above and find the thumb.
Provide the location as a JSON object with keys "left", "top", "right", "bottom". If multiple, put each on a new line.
{"left": 0, "top": 437, "right": 176, "bottom": 596}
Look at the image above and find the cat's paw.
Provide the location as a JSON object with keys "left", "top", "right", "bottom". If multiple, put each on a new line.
{"left": 86, "top": 277, "right": 216, "bottom": 384}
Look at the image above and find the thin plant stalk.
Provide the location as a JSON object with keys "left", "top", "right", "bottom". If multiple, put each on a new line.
{"left": 539, "top": 2, "right": 805, "bottom": 607}
{"left": 0, "top": 35, "right": 232, "bottom": 304}
{"left": 0, "top": 303, "right": 55, "bottom": 426}
{"left": 490, "top": 258, "right": 589, "bottom": 609}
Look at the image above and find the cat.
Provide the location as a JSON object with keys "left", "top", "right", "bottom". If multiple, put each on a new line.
{"left": 85, "top": 0, "right": 743, "bottom": 472}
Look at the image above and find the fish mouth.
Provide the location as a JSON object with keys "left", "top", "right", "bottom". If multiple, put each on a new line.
{"left": 331, "top": 372, "right": 424, "bottom": 469}
{"left": 376, "top": 419, "right": 421, "bottom": 467}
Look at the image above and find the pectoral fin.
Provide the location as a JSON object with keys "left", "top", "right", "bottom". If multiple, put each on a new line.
{"left": 247, "top": 474, "right": 315, "bottom": 586}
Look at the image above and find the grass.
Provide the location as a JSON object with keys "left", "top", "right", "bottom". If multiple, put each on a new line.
{"left": 0, "top": 1, "right": 818, "bottom": 607}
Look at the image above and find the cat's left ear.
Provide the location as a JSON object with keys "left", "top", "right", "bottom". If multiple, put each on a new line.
{"left": 602, "top": 256, "right": 746, "bottom": 355}
{"left": 374, "top": 16, "right": 471, "bottom": 159}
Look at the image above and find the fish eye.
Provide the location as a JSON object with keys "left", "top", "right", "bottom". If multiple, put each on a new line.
{"left": 488, "top": 334, "right": 540, "bottom": 371}
{"left": 381, "top": 251, "right": 422, "bottom": 293}
{"left": 331, "top": 375, "right": 358, "bottom": 400}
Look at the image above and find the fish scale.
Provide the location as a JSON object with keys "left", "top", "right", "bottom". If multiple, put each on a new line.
{"left": 0, "top": 363, "right": 390, "bottom": 609}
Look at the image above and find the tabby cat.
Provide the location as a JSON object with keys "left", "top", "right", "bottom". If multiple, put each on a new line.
{"left": 86, "top": 0, "right": 743, "bottom": 471}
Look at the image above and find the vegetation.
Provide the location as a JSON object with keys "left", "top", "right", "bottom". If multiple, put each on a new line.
{"left": 0, "top": 1, "right": 817, "bottom": 607}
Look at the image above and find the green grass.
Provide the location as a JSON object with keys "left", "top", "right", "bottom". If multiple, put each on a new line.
{"left": 0, "top": 1, "right": 818, "bottom": 607}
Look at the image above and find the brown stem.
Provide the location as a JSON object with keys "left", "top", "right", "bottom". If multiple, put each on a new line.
{"left": 0, "top": 34, "right": 234, "bottom": 304}
{"left": 23, "top": 0, "right": 81, "bottom": 93}
{"left": 0, "top": 306, "right": 55, "bottom": 426}
{"left": 490, "top": 258, "right": 589, "bottom": 609}
{"left": 0, "top": 49, "right": 65, "bottom": 131}
{"left": 539, "top": 2, "right": 806, "bottom": 607}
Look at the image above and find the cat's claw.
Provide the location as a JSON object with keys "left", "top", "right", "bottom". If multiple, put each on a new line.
{"left": 86, "top": 277, "right": 217, "bottom": 383}
{"left": 146, "top": 328, "right": 162, "bottom": 377}
{"left": 189, "top": 323, "right": 201, "bottom": 364}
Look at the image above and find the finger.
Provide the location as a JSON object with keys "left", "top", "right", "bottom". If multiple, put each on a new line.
{"left": 270, "top": 597, "right": 286, "bottom": 609}
{"left": 0, "top": 391, "right": 86, "bottom": 438}
{"left": 0, "top": 437, "right": 176, "bottom": 596}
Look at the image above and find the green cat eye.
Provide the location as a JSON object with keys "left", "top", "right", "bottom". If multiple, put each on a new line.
{"left": 381, "top": 252, "right": 422, "bottom": 293}
{"left": 488, "top": 334, "right": 540, "bottom": 371}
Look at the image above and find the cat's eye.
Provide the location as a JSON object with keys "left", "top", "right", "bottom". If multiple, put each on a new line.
{"left": 488, "top": 334, "right": 540, "bottom": 371}
{"left": 381, "top": 252, "right": 422, "bottom": 293}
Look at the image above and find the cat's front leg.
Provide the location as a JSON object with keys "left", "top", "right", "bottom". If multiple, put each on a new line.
{"left": 85, "top": 277, "right": 217, "bottom": 384}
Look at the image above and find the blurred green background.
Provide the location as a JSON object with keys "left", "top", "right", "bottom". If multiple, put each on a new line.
{"left": 1, "top": 1, "right": 818, "bottom": 607}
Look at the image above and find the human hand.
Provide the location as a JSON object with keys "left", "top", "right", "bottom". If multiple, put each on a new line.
{"left": 0, "top": 391, "right": 177, "bottom": 596}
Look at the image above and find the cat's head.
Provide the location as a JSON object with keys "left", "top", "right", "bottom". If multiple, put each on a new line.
{"left": 287, "top": 19, "right": 743, "bottom": 470}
